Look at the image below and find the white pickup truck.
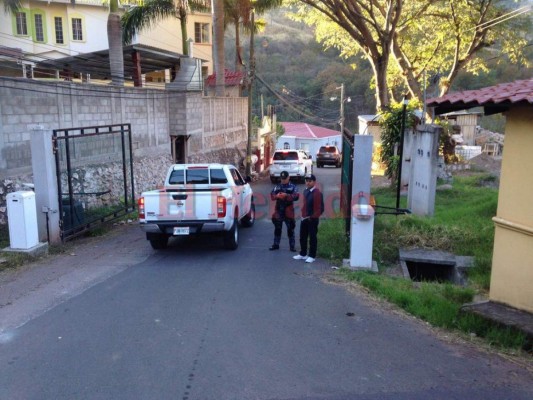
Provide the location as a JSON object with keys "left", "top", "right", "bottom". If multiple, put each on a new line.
{"left": 138, "top": 164, "right": 255, "bottom": 250}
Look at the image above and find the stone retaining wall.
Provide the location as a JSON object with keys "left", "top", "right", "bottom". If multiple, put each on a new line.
{"left": 0, "top": 77, "right": 248, "bottom": 225}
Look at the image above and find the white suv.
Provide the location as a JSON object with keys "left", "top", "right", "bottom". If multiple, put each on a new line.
{"left": 270, "top": 149, "right": 313, "bottom": 183}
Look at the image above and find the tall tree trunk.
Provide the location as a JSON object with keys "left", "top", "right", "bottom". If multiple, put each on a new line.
{"left": 107, "top": 0, "right": 124, "bottom": 86}
{"left": 213, "top": 0, "right": 225, "bottom": 96}
{"left": 369, "top": 55, "right": 389, "bottom": 111}
{"left": 235, "top": 17, "right": 242, "bottom": 72}
{"left": 391, "top": 39, "right": 423, "bottom": 103}
{"left": 180, "top": 9, "right": 189, "bottom": 56}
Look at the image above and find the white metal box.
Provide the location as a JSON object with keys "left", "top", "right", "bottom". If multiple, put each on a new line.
{"left": 6, "top": 191, "right": 39, "bottom": 249}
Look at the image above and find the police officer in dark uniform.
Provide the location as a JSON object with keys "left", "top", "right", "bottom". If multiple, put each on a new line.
{"left": 269, "top": 171, "right": 299, "bottom": 251}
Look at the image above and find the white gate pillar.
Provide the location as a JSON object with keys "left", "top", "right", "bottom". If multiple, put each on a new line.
{"left": 349, "top": 135, "right": 377, "bottom": 270}
{"left": 30, "top": 127, "right": 61, "bottom": 244}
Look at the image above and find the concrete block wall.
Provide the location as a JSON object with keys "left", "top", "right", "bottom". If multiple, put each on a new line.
{"left": 0, "top": 77, "right": 249, "bottom": 226}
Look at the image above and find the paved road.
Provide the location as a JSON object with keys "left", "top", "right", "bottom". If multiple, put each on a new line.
{"left": 0, "top": 167, "right": 531, "bottom": 399}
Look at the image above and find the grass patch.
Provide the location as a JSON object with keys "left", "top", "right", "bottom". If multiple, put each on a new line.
{"left": 339, "top": 269, "right": 526, "bottom": 350}
{"left": 370, "top": 175, "right": 498, "bottom": 290}
{"left": 319, "top": 173, "right": 528, "bottom": 351}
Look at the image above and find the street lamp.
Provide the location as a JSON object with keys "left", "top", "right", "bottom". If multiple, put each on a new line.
{"left": 330, "top": 84, "right": 351, "bottom": 134}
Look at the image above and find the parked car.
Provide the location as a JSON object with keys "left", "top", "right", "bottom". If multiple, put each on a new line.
{"left": 138, "top": 164, "right": 255, "bottom": 250}
{"left": 269, "top": 149, "right": 313, "bottom": 183}
{"left": 316, "top": 145, "right": 342, "bottom": 168}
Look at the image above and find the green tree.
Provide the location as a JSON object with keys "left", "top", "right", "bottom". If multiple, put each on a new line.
{"left": 290, "top": 0, "right": 530, "bottom": 112}
{"left": 389, "top": 0, "right": 530, "bottom": 102}
{"left": 223, "top": 0, "right": 283, "bottom": 71}
{"left": 122, "top": 0, "right": 210, "bottom": 56}
{"left": 289, "top": 0, "right": 405, "bottom": 110}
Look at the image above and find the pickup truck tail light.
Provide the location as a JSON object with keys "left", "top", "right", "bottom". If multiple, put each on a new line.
{"left": 217, "top": 196, "right": 226, "bottom": 218}
{"left": 138, "top": 197, "right": 145, "bottom": 219}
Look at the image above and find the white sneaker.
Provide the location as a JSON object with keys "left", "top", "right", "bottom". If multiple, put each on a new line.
{"left": 305, "top": 257, "right": 316, "bottom": 263}
{"left": 293, "top": 254, "right": 307, "bottom": 260}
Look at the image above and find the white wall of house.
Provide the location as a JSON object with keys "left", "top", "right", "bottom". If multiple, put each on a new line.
{"left": 0, "top": 1, "right": 213, "bottom": 75}
{"left": 0, "top": 1, "right": 109, "bottom": 60}
{"left": 276, "top": 135, "right": 342, "bottom": 159}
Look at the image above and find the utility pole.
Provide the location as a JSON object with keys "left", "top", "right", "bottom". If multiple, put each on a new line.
{"left": 245, "top": 9, "right": 255, "bottom": 177}
{"left": 339, "top": 83, "right": 345, "bottom": 135}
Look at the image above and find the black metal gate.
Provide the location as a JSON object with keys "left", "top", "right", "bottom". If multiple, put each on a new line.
{"left": 340, "top": 128, "right": 354, "bottom": 236}
{"left": 53, "top": 124, "right": 135, "bottom": 241}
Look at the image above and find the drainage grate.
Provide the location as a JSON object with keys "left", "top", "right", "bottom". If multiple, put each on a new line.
{"left": 399, "top": 248, "right": 474, "bottom": 285}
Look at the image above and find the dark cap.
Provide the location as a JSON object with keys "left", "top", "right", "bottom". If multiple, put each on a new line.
{"left": 305, "top": 174, "right": 317, "bottom": 181}
{"left": 280, "top": 171, "right": 289, "bottom": 179}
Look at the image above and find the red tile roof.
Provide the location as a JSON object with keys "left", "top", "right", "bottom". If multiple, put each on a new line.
{"left": 280, "top": 122, "right": 340, "bottom": 139}
{"left": 427, "top": 79, "right": 533, "bottom": 115}
{"left": 205, "top": 69, "right": 244, "bottom": 87}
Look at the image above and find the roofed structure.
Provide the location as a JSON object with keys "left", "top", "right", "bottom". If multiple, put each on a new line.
{"left": 35, "top": 44, "right": 205, "bottom": 88}
{"left": 280, "top": 122, "right": 339, "bottom": 139}
{"left": 427, "top": 79, "right": 533, "bottom": 115}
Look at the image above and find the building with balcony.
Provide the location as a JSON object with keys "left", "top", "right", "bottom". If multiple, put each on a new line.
{"left": 0, "top": 0, "right": 213, "bottom": 85}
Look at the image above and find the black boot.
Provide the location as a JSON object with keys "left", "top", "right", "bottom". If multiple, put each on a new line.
{"left": 269, "top": 244, "right": 280, "bottom": 250}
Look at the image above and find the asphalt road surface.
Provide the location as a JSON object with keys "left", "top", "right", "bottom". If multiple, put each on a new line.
{"left": 0, "top": 167, "right": 531, "bottom": 400}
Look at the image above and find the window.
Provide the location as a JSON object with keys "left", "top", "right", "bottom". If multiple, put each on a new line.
{"left": 273, "top": 151, "right": 299, "bottom": 161}
{"left": 55, "top": 17, "right": 64, "bottom": 44}
{"left": 34, "top": 14, "right": 44, "bottom": 42}
{"left": 168, "top": 170, "right": 185, "bottom": 185}
{"left": 72, "top": 18, "right": 83, "bottom": 41}
{"left": 229, "top": 169, "right": 245, "bottom": 186}
{"left": 194, "top": 23, "right": 209, "bottom": 43}
{"left": 283, "top": 142, "right": 290, "bottom": 149}
{"left": 186, "top": 169, "right": 209, "bottom": 184}
{"left": 210, "top": 169, "right": 228, "bottom": 184}
{"left": 15, "top": 12, "right": 28, "bottom": 35}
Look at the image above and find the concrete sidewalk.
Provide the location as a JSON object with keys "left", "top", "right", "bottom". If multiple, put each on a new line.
{"left": 0, "top": 223, "right": 151, "bottom": 336}
{"left": 461, "top": 301, "right": 533, "bottom": 350}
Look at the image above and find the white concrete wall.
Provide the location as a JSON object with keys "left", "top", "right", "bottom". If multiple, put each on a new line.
{"left": 276, "top": 135, "right": 342, "bottom": 160}
{"left": 0, "top": 2, "right": 213, "bottom": 73}
{"left": 0, "top": 1, "right": 109, "bottom": 59}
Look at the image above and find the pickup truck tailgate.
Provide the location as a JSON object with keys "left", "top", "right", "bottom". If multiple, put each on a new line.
{"left": 143, "top": 189, "right": 224, "bottom": 221}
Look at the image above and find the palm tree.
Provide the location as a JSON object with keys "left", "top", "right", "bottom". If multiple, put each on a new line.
{"left": 107, "top": 0, "right": 124, "bottom": 86}
{"left": 1, "top": 0, "right": 21, "bottom": 13}
{"left": 223, "top": 0, "right": 282, "bottom": 72}
{"left": 122, "top": 0, "right": 209, "bottom": 57}
{"left": 213, "top": 0, "right": 225, "bottom": 96}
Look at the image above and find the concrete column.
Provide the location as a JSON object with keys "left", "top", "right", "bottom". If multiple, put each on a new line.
{"left": 407, "top": 125, "right": 441, "bottom": 216}
{"left": 349, "top": 135, "right": 376, "bottom": 270}
{"left": 30, "top": 128, "right": 60, "bottom": 244}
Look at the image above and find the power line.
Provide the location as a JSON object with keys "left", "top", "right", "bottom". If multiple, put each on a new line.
{"left": 255, "top": 73, "right": 338, "bottom": 127}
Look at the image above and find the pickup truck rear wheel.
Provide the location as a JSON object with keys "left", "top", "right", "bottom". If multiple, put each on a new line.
{"left": 224, "top": 217, "right": 239, "bottom": 250}
{"left": 241, "top": 202, "right": 255, "bottom": 227}
{"left": 149, "top": 235, "right": 168, "bottom": 249}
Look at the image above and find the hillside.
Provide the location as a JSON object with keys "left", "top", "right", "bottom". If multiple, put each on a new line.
{"left": 225, "top": 8, "right": 376, "bottom": 131}
{"left": 224, "top": 6, "right": 532, "bottom": 133}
